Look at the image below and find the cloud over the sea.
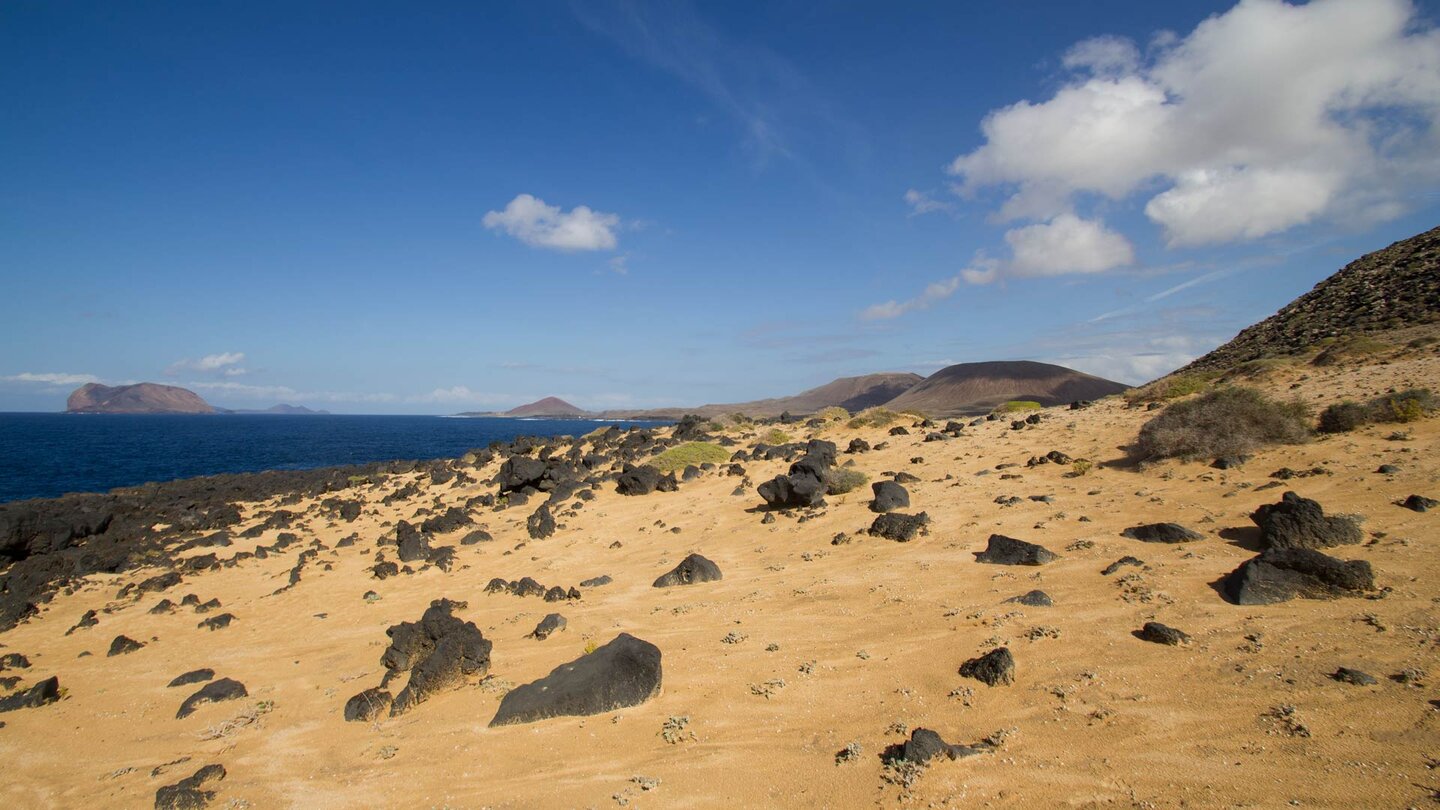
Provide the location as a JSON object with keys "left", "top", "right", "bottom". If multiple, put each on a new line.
{"left": 483, "top": 194, "right": 621, "bottom": 252}
{"left": 2, "top": 372, "right": 101, "bottom": 386}
{"left": 950, "top": 0, "right": 1440, "bottom": 248}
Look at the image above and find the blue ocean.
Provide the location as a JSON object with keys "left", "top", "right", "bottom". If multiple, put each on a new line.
{"left": 0, "top": 413, "right": 670, "bottom": 504}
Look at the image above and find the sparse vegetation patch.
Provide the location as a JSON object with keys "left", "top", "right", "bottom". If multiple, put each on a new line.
{"left": 1135, "top": 386, "right": 1311, "bottom": 462}
{"left": 651, "top": 442, "right": 731, "bottom": 472}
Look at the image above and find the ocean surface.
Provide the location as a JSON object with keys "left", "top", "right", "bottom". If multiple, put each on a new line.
{"left": 0, "top": 413, "right": 670, "bottom": 504}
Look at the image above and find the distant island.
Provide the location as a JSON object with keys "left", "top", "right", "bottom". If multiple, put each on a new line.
{"left": 456, "top": 396, "right": 589, "bottom": 419}
{"left": 455, "top": 362, "right": 1129, "bottom": 421}
{"left": 65, "top": 383, "right": 327, "bottom": 415}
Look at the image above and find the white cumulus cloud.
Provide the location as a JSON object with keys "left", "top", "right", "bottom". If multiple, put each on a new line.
{"left": 483, "top": 194, "right": 621, "bottom": 252}
{"left": 948, "top": 0, "right": 1440, "bottom": 246}
{"left": 1005, "top": 214, "right": 1135, "bottom": 276}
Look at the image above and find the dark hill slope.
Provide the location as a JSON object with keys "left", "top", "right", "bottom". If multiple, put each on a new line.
{"left": 883, "top": 361, "right": 1129, "bottom": 417}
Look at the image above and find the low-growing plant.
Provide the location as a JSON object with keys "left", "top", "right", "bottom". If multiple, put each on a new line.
{"left": 847, "top": 407, "right": 900, "bottom": 429}
{"left": 759, "top": 428, "right": 793, "bottom": 445}
{"left": 1318, "top": 388, "right": 1435, "bottom": 432}
{"left": 826, "top": 468, "right": 870, "bottom": 495}
{"left": 1371, "top": 388, "right": 1435, "bottom": 423}
{"left": 1125, "top": 371, "right": 1217, "bottom": 404}
{"left": 1312, "top": 335, "right": 1391, "bottom": 366}
{"left": 1067, "top": 459, "right": 1094, "bottom": 477}
{"left": 815, "top": 406, "right": 850, "bottom": 422}
{"left": 1317, "top": 401, "right": 1369, "bottom": 433}
{"left": 1134, "top": 386, "right": 1312, "bottom": 462}
{"left": 729, "top": 412, "right": 754, "bottom": 426}
{"left": 995, "top": 400, "right": 1042, "bottom": 413}
{"left": 650, "top": 442, "right": 732, "bottom": 472}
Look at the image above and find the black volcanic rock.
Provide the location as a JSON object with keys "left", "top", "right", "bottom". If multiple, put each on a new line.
{"left": 526, "top": 503, "right": 556, "bottom": 540}
{"left": 378, "top": 598, "right": 491, "bottom": 716}
{"left": 528, "top": 613, "right": 567, "bottom": 640}
{"left": 866, "top": 512, "right": 929, "bottom": 542}
{"left": 176, "top": 678, "right": 248, "bottom": 719}
{"left": 168, "top": 668, "right": 215, "bottom": 688}
{"left": 1251, "top": 492, "right": 1362, "bottom": 550}
{"left": 343, "top": 687, "right": 393, "bottom": 722}
{"left": 1006, "top": 590, "right": 1053, "bottom": 607}
{"left": 897, "top": 728, "right": 992, "bottom": 764}
{"left": 1221, "top": 548, "right": 1374, "bottom": 605}
{"left": 653, "top": 554, "right": 722, "bottom": 588}
{"left": 1138, "top": 622, "right": 1191, "bottom": 646}
{"left": 0, "top": 675, "right": 59, "bottom": 713}
{"left": 154, "top": 763, "right": 225, "bottom": 810}
{"left": 108, "top": 635, "right": 145, "bottom": 656}
{"left": 489, "top": 633, "right": 661, "bottom": 727}
{"left": 974, "top": 534, "right": 1057, "bottom": 566}
{"left": 1122, "top": 523, "right": 1203, "bottom": 543}
{"left": 959, "top": 647, "right": 1015, "bottom": 686}
{"left": 870, "top": 480, "right": 910, "bottom": 513}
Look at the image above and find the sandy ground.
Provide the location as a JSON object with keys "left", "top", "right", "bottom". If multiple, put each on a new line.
{"left": 1, "top": 350, "right": 1437, "bottom": 809}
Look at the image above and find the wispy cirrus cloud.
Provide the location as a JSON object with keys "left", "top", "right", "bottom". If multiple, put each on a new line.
{"left": 167, "top": 352, "right": 247, "bottom": 377}
{"left": 2, "top": 371, "right": 101, "bottom": 386}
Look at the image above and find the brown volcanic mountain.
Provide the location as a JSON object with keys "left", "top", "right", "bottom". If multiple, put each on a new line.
{"left": 1181, "top": 224, "right": 1440, "bottom": 374}
{"left": 882, "top": 360, "right": 1128, "bottom": 416}
{"left": 504, "top": 396, "right": 587, "bottom": 418}
{"left": 605, "top": 372, "right": 924, "bottom": 420}
{"left": 66, "top": 382, "right": 215, "bottom": 414}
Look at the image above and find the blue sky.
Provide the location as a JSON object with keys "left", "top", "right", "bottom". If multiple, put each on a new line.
{"left": 3, "top": 0, "right": 1438, "bottom": 414}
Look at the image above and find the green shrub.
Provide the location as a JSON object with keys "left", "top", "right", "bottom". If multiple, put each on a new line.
{"left": 1125, "top": 372, "right": 1216, "bottom": 404}
{"left": 729, "top": 412, "right": 754, "bottom": 426}
{"left": 815, "top": 406, "right": 850, "bottom": 422}
{"left": 847, "top": 407, "right": 900, "bottom": 429}
{"left": 996, "top": 400, "right": 1042, "bottom": 413}
{"left": 825, "top": 468, "right": 869, "bottom": 495}
{"left": 1370, "top": 388, "right": 1435, "bottom": 423}
{"left": 1312, "top": 336, "right": 1390, "bottom": 366}
{"left": 1067, "top": 459, "right": 1094, "bottom": 477}
{"left": 1317, "top": 401, "right": 1368, "bottom": 433}
{"left": 1135, "top": 387, "right": 1312, "bottom": 462}
{"left": 759, "top": 428, "right": 793, "bottom": 445}
{"left": 650, "top": 442, "right": 732, "bottom": 472}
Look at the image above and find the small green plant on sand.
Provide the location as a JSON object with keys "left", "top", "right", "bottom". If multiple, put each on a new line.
{"left": 815, "top": 406, "right": 850, "bottom": 422}
{"left": 826, "top": 468, "right": 869, "bottom": 495}
{"left": 650, "top": 442, "right": 731, "bottom": 472}
{"left": 760, "top": 428, "right": 793, "bottom": 445}
{"left": 996, "top": 400, "right": 1042, "bottom": 413}
{"left": 847, "top": 407, "right": 900, "bottom": 429}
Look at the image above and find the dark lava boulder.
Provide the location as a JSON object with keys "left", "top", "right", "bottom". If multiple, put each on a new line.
{"left": 528, "top": 613, "right": 567, "bottom": 640}
{"left": 154, "top": 763, "right": 225, "bottom": 810}
{"left": 1251, "top": 491, "right": 1362, "bottom": 550}
{"left": 379, "top": 598, "right": 492, "bottom": 716}
{"left": 959, "top": 647, "right": 1015, "bottom": 686}
{"left": 343, "top": 687, "right": 393, "bottom": 722}
{"left": 108, "top": 635, "right": 145, "bottom": 656}
{"left": 870, "top": 481, "right": 910, "bottom": 514}
{"left": 497, "top": 456, "right": 547, "bottom": 495}
{"left": 489, "top": 633, "right": 662, "bottom": 727}
{"left": 176, "top": 678, "right": 248, "bottom": 719}
{"left": 1402, "top": 494, "right": 1438, "bottom": 512}
{"left": 897, "top": 728, "right": 992, "bottom": 764}
{"left": 460, "top": 529, "right": 493, "bottom": 545}
{"left": 974, "top": 535, "right": 1057, "bottom": 566}
{"left": 1332, "top": 667, "right": 1378, "bottom": 686}
{"left": 527, "top": 503, "right": 556, "bottom": 540}
{"left": 653, "top": 553, "right": 723, "bottom": 588}
{"left": 757, "top": 473, "right": 826, "bottom": 509}
{"left": 616, "top": 465, "right": 675, "bottom": 496}
{"left": 0, "top": 675, "right": 60, "bottom": 713}
{"left": 1221, "top": 547, "right": 1374, "bottom": 605}
{"left": 866, "top": 512, "right": 930, "bottom": 542}
{"left": 1138, "top": 622, "right": 1191, "bottom": 646}
{"left": 1122, "top": 523, "right": 1203, "bottom": 543}
{"left": 421, "top": 507, "right": 472, "bottom": 535}
{"left": 167, "top": 668, "right": 214, "bottom": 687}
{"left": 1006, "top": 590, "right": 1053, "bottom": 607}
{"left": 395, "top": 521, "right": 433, "bottom": 563}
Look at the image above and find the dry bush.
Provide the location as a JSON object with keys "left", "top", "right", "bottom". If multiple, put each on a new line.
{"left": 1135, "top": 387, "right": 1311, "bottom": 461}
